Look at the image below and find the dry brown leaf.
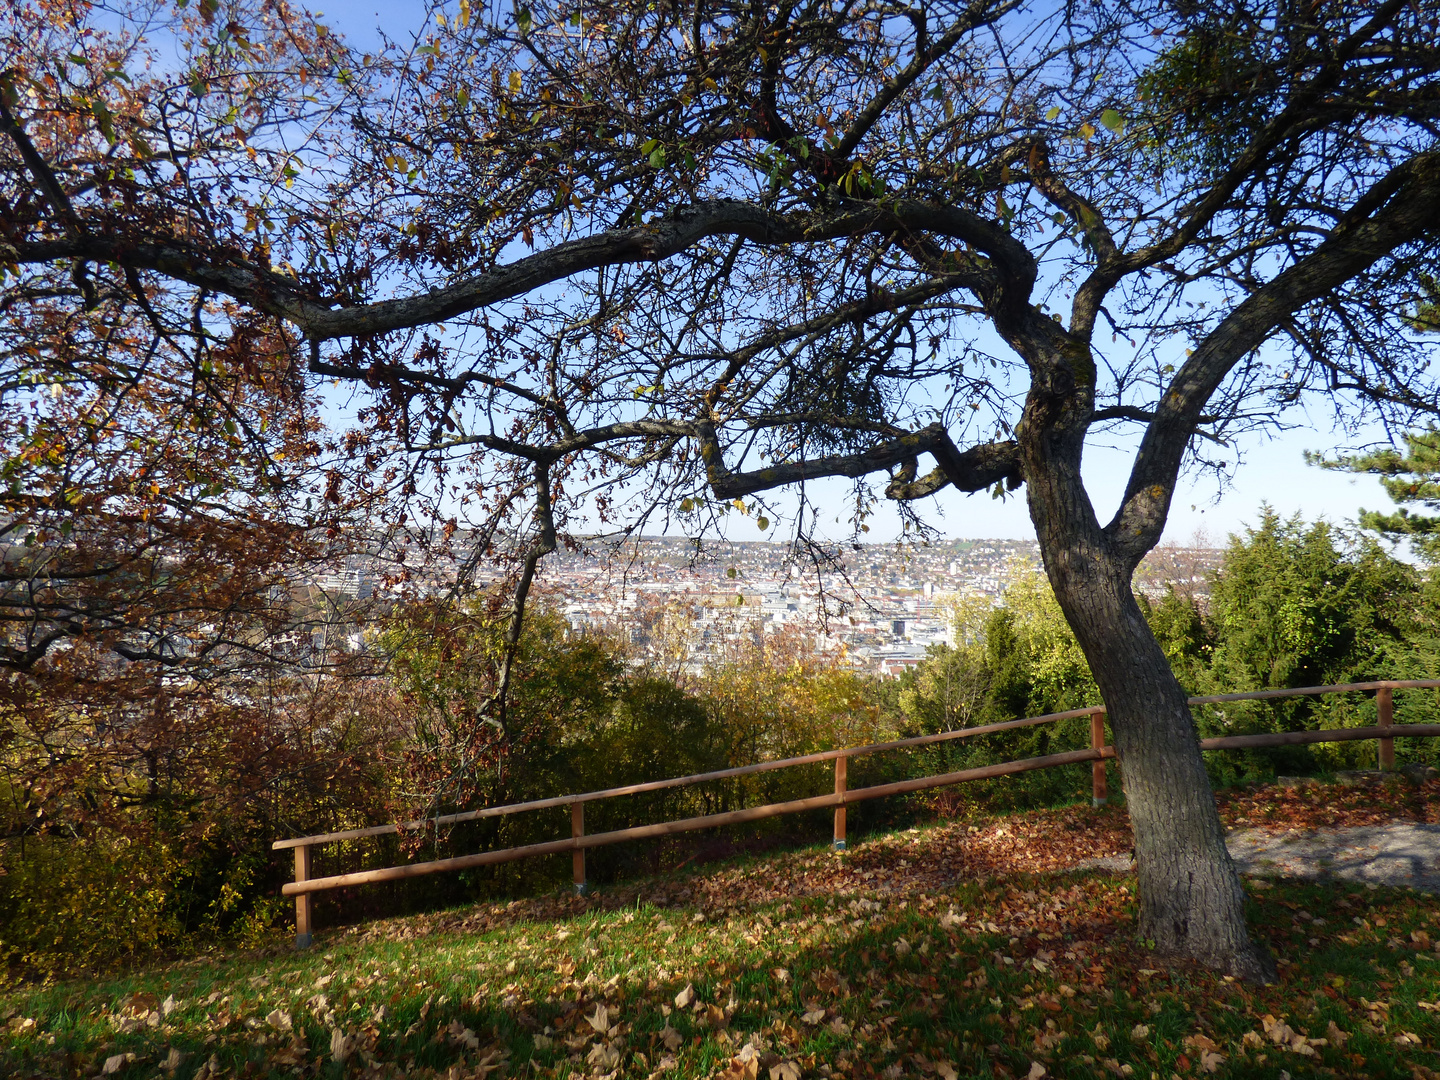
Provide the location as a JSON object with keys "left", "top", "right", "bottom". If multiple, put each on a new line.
{"left": 1261, "top": 1015, "right": 1297, "bottom": 1046}
{"left": 1198, "top": 1049, "right": 1226, "bottom": 1074}
{"left": 588, "top": 1042, "right": 622, "bottom": 1072}
{"left": 446, "top": 1018, "right": 481, "bottom": 1050}
{"left": 330, "top": 1027, "right": 355, "bottom": 1064}
{"left": 587, "top": 1003, "right": 611, "bottom": 1036}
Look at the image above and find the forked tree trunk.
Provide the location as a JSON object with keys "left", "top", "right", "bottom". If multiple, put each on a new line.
{"left": 1020, "top": 408, "right": 1276, "bottom": 980}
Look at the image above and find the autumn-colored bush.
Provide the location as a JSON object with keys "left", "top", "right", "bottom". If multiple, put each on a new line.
{"left": 0, "top": 647, "right": 399, "bottom": 981}
{"left": 0, "top": 832, "right": 181, "bottom": 981}
{"left": 371, "top": 600, "right": 888, "bottom": 893}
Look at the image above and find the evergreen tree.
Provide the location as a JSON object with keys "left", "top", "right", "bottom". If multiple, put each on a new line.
{"left": 1316, "top": 429, "right": 1440, "bottom": 561}
{"left": 1193, "top": 508, "right": 1432, "bottom": 775}
{"left": 1405, "top": 273, "right": 1440, "bottom": 334}
{"left": 1205, "top": 510, "right": 1415, "bottom": 691}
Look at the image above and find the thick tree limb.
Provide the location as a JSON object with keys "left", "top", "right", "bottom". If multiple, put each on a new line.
{"left": 14, "top": 198, "right": 1029, "bottom": 342}
{"left": 884, "top": 438, "right": 1024, "bottom": 501}
{"left": 696, "top": 418, "right": 1019, "bottom": 500}
{"left": 1109, "top": 150, "right": 1440, "bottom": 563}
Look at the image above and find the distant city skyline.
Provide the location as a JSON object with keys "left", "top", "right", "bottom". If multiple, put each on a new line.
{"left": 308, "top": 534, "right": 1227, "bottom": 679}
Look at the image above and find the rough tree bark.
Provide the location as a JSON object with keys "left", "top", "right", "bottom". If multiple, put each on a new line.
{"left": 1023, "top": 451, "right": 1277, "bottom": 980}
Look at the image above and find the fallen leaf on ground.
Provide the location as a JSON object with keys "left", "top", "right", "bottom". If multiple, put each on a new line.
{"left": 330, "top": 1028, "right": 355, "bottom": 1064}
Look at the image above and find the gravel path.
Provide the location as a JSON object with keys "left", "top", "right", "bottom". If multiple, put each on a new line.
{"left": 1227, "top": 823, "right": 1440, "bottom": 892}
{"left": 1071, "top": 823, "right": 1440, "bottom": 892}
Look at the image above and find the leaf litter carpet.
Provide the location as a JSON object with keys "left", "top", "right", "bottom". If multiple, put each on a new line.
{"left": 7, "top": 780, "right": 1440, "bottom": 1080}
{"left": 346, "top": 779, "right": 1440, "bottom": 947}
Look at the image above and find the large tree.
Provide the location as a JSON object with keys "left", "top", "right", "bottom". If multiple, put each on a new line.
{"left": 5, "top": 0, "right": 1439, "bottom": 978}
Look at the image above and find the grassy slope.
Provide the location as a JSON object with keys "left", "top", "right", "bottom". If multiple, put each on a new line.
{"left": 3, "top": 790, "right": 1440, "bottom": 1080}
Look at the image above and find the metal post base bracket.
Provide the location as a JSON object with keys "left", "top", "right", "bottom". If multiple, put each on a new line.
{"left": 574, "top": 881, "right": 589, "bottom": 897}
{"left": 832, "top": 839, "right": 847, "bottom": 852}
{"left": 295, "top": 931, "right": 313, "bottom": 950}
{"left": 1092, "top": 798, "right": 1107, "bottom": 808}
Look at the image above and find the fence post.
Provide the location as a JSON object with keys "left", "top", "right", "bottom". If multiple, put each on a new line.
{"left": 1090, "top": 710, "right": 1108, "bottom": 807}
{"left": 1378, "top": 687, "right": 1395, "bottom": 771}
{"left": 572, "top": 802, "right": 588, "bottom": 895}
{"left": 294, "top": 845, "right": 314, "bottom": 949}
{"left": 832, "top": 754, "right": 847, "bottom": 851}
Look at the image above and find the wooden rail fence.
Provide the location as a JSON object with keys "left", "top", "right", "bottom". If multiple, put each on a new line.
{"left": 276, "top": 679, "right": 1440, "bottom": 947}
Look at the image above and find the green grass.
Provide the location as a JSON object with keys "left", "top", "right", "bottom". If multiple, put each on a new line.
{"left": 2, "top": 821, "right": 1439, "bottom": 1080}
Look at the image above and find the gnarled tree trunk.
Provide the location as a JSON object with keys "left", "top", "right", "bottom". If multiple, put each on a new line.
{"left": 1021, "top": 409, "right": 1276, "bottom": 982}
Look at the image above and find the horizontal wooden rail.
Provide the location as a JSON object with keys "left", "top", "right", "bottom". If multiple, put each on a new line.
{"left": 271, "top": 706, "right": 1101, "bottom": 850}
{"left": 277, "top": 678, "right": 1440, "bottom": 944}
{"left": 1188, "top": 679, "right": 1440, "bottom": 704}
{"left": 274, "top": 679, "right": 1440, "bottom": 852}
{"left": 281, "top": 746, "right": 1111, "bottom": 897}
{"left": 1199, "top": 724, "right": 1440, "bottom": 751}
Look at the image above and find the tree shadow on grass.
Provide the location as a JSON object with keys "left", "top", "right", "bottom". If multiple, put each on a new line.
{"left": 4, "top": 851, "right": 1440, "bottom": 1080}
